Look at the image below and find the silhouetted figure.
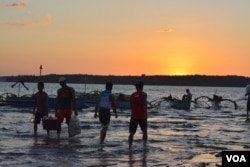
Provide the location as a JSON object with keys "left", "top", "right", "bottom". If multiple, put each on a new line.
{"left": 94, "top": 82, "right": 118, "bottom": 144}
{"left": 129, "top": 81, "right": 148, "bottom": 149}
{"left": 182, "top": 89, "right": 192, "bottom": 102}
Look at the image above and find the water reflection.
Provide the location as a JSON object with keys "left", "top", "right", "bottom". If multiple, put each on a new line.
{"left": 128, "top": 146, "right": 148, "bottom": 167}
{"left": 97, "top": 147, "right": 110, "bottom": 167}
{"left": 33, "top": 136, "right": 60, "bottom": 145}
{"left": 29, "top": 136, "right": 82, "bottom": 166}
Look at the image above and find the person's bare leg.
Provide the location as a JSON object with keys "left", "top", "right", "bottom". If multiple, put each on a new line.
{"left": 143, "top": 133, "right": 148, "bottom": 146}
{"left": 247, "top": 110, "right": 249, "bottom": 120}
{"left": 100, "top": 128, "right": 107, "bottom": 144}
{"left": 34, "top": 123, "right": 37, "bottom": 136}
{"left": 128, "top": 133, "right": 134, "bottom": 149}
{"left": 57, "top": 122, "right": 61, "bottom": 138}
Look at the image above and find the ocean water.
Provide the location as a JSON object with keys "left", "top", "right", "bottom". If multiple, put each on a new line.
{"left": 0, "top": 82, "right": 249, "bottom": 167}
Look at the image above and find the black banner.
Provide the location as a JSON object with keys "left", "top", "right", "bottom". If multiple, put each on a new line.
{"left": 222, "top": 151, "right": 250, "bottom": 167}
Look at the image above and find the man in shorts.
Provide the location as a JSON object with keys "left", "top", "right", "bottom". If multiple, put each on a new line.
{"left": 128, "top": 81, "right": 148, "bottom": 149}
{"left": 33, "top": 82, "right": 49, "bottom": 136}
{"left": 56, "top": 77, "right": 78, "bottom": 138}
{"left": 94, "top": 82, "right": 118, "bottom": 144}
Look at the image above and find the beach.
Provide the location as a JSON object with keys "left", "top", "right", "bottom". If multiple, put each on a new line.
{"left": 0, "top": 82, "right": 249, "bottom": 167}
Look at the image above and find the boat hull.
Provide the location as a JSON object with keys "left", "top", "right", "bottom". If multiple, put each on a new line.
{"left": 4, "top": 94, "right": 88, "bottom": 109}
{"left": 170, "top": 100, "right": 191, "bottom": 110}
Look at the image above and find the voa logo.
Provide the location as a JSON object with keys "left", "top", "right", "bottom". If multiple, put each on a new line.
{"left": 226, "top": 155, "right": 246, "bottom": 163}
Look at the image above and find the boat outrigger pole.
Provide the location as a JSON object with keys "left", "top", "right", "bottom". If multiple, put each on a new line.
{"left": 84, "top": 75, "right": 87, "bottom": 94}
{"left": 11, "top": 79, "right": 29, "bottom": 97}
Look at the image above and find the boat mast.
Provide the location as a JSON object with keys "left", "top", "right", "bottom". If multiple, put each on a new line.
{"left": 38, "top": 65, "right": 43, "bottom": 83}
{"left": 84, "top": 75, "right": 86, "bottom": 93}
{"left": 39, "top": 65, "right": 43, "bottom": 77}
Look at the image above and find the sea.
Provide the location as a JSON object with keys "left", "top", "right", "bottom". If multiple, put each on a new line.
{"left": 0, "top": 82, "right": 249, "bottom": 167}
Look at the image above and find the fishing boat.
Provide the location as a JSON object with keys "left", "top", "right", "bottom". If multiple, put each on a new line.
{"left": 0, "top": 76, "right": 98, "bottom": 109}
{"left": 0, "top": 93, "right": 16, "bottom": 106}
{"left": 114, "top": 93, "right": 130, "bottom": 109}
{"left": 78, "top": 91, "right": 132, "bottom": 109}
{"left": 0, "top": 80, "right": 33, "bottom": 107}
{"left": 194, "top": 94, "right": 238, "bottom": 110}
{"left": 168, "top": 99, "right": 192, "bottom": 110}
{"left": 4, "top": 93, "right": 35, "bottom": 108}
{"left": 1, "top": 90, "right": 133, "bottom": 109}
{"left": 75, "top": 90, "right": 99, "bottom": 108}
{"left": 0, "top": 92, "right": 88, "bottom": 109}
{"left": 147, "top": 95, "right": 192, "bottom": 110}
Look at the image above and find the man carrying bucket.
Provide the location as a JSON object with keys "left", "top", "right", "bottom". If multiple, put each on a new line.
{"left": 56, "top": 77, "right": 78, "bottom": 138}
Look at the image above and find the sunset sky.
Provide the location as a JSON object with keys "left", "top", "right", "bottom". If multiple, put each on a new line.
{"left": 1, "top": 0, "right": 249, "bottom": 77}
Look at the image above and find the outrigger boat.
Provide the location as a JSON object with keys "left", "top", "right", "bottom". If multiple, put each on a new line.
{"left": 147, "top": 93, "right": 238, "bottom": 110}
{"left": 78, "top": 92, "right": 131, "bottom": 109}
{"left": 77, "top": 91, "right": 152, "bottom": 110}
{"left": 0, "top": 90, "right": 132, "bottom": 109}
{"left": 0, "top": 92, "right": 88, "bottom": 109}
{"left": 169, "top": 98, "right": 192, "bottom": 110}
{"left": 114, "top": 93, "right": 130, "bottom": 109}
{"left": 148, "top": 95, "right": 192, "bottom": 110}
{"left": 194, "top": 94, "right": 238, "bottom": 110}
{"left": 0, "top": 79, "right": 97, "bottom": 109}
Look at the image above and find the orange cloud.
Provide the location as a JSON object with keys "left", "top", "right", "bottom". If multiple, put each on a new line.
{"left": 7, "top": 2, "right": 26, "bottom": 8}
{"left": 156, "top": 27, "right": 173, "bottom": 33}
{"left": 6, "top": 15, "right": 52, "bottom": 27}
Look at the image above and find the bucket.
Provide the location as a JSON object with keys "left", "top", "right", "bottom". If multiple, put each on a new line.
{"left": 42, "top": 119, "right": 57, "bottom": 130}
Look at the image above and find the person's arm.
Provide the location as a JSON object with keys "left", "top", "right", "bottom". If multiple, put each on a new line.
{"left": 55, "top": 90, "right": 59, "bottom": 117}
{"left": 110, "top": 94, "right": 118, "bottom": 118}
{"left": 130, "top": 94, "right": 133, "bottom": 109}
{"left": 45, "top": 93, "right": 49, "bottom": 115}
{"left": 143, "top": 92, "right": 147, "bottom": 118}
{"left": 94, "top": 105, "right": 98, "bottom": 118}
{"left": 71, "top": 88, "right": 78, "bottom": 116}
{"left": 94, "top": 93, "right": 101, "bottom": 118}
{"left": 33, "top": 94, "right": 37, "bottom": 115}
{"left": 94, "top": 101, "right": 100, "bottom": 118}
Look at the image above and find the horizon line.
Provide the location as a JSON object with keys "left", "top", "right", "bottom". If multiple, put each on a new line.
{"left": 0, "top": 73, "right": 250, "bottom": 78}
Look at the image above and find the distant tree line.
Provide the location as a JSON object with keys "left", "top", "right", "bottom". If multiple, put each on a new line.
{"left": 1, "top": 74, "right": 250, "bottom": 87}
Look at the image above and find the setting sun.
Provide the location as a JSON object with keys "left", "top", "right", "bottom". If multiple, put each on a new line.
{"left": 163, "top": 52, "right": 196, "bottom": 76}
{"left": 170, "top": 70, "right": 189, "bottom": 76}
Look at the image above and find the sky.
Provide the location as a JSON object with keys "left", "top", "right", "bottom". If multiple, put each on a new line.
{"left": 0, "top": 0, "right": 250, "bottom": 77}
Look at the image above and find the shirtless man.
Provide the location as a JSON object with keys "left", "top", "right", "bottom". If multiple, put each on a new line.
{"left": 33, "top": 82, "right": 49, "bottom": 136}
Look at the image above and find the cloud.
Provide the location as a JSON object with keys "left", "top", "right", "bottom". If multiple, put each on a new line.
{"left": 7, "top": 2, "right": 26, "bottom": 8}
{"left": 25, "top": 10, "right": 32, "bottom": 15}
{"left": 156, "top": 27, "right": 173, "bottom": 33}
{"left": 6, "top": 15, "right": 52, "bottom": 27}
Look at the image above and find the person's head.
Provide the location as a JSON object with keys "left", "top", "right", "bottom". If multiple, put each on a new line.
{"left": 135, "top": 81, "right": 144, "bottom": 91}
{"left": 37, "top": 82, "right": 44, "bottom": 91}
{"left": 59, "top": 76, "right": 67, "bottom": 87}
{"left": 106, "top": 82, "right": 113, "bottom": 90}
{"left": 186, "top": 89, "right": 190, "bottom": 93}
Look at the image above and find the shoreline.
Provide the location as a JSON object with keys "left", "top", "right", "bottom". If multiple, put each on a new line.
{"left": 1, "top": 74, "right": 250, "bottom": 87}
